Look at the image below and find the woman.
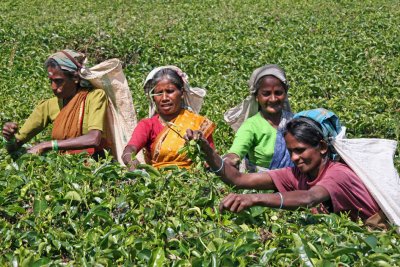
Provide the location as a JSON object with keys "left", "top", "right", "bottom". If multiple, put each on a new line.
{"left": 2, "top": 49, "right": 109, "bottom": 157}
{"left": 122, "top": 66, "right": 215, "bottom": 170}
{"left": 186, "top": 109, "right": 387, "bottom": 228}
{"left": 224, "top": 64, "right": 293, "bottom": 172}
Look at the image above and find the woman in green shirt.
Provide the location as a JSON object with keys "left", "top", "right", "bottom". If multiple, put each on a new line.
{"left": 224, "top": 64, "right": 293, "bottom": 172}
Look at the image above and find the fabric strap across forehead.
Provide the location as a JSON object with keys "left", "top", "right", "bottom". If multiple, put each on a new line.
{"left": 61, "top": 50, "right": 82, "bottom": 70}
{"left": 248, "top": 64, "right": 288, "bottom": 94}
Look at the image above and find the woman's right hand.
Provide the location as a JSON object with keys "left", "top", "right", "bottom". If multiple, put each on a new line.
{"left": 122, "top": 145, "right": 140, "bottom": 170}
{"left": 2, "top": 122, "right": 18, "bottom": 141}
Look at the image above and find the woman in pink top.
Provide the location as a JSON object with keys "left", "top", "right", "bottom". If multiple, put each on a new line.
{"left": 186, "top": 113, "right": 386, "bottom": 227}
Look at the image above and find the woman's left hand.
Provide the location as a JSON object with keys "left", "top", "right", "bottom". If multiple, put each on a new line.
{"left": 219, "top": 193, "right": 258, "bottom": 213}
{"left": 27, "top": 141, "right": 51, "bottom": 154}
{"left": 185, "top": 129, "right": 209, "bottom": 148}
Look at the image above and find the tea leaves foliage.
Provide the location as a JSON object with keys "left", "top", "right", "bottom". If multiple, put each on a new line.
{"left": 0, "top": 0, "right": 399, "bottom": 265}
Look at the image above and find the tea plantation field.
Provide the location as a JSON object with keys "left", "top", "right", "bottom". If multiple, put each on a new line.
{"left": 0, "top": 0, "right": 399, "bottom": 266}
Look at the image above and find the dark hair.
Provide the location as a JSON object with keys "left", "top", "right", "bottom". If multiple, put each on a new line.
{"left": 149, "top": 68, "right": 184, "bottom": 91}
{"left": 284, "top": 117, "right": 325, "bottom": 148}
{"left": 44, "top": 59, "right": 77, "bottom": 80}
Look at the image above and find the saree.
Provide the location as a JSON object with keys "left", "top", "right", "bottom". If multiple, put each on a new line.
{"left": 150, "top": 109, "right": 215, "bottom": 169}
{"left": 51, "top": 89, "right": 109, "bottom": 155}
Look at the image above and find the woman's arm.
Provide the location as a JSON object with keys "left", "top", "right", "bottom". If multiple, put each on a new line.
{"left": 121, "top": 144, "right": 140, "bottom": 170}
{"left": 220, "top": 185, "right": 331, "bottom": 212}
{"left": 3, "top": 100, "right": 52, "bottom": 153}
{"left": 185, "top": 129, "right": 276, "bottom": 190}
{"left": 27, "top": 129, "right": 102, "bottom": 154}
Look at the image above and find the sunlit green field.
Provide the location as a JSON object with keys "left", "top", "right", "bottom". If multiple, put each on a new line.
{"left": 0, "top": 0, "right": 399, "bottom": 265}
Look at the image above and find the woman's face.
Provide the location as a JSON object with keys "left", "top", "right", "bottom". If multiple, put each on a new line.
{"left": 285, "top": 132, "right": 327, "bottom": 178}
{"left": 153, "top": 78, "right": 183, "bottom": 119}
{"left": 256, "top": 76, "right": 287, "bottom": 115}
{"left": 48, "top": 67, "right": 78, "bottom": 100}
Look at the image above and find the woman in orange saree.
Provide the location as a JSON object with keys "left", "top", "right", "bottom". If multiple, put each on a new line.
{"left": 2, "top": 49, "right": 109, "bottom": 158}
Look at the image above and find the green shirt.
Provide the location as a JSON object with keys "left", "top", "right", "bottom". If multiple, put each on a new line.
{"left": 228, "top": 112, "right": 277, "bottom": 168}
{"left": 16, "top": 89, "right": 107, "bottom": 142}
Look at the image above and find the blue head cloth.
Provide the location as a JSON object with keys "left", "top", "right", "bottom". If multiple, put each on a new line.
{"left": 293, "top": 108, "right": 342, "bottom": 160}
{"left": 294, "top": 108, "right": 342, "bottom": 139}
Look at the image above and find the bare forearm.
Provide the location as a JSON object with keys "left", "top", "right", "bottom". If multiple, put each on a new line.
{"left": 35, "top": 130, "right": 102, "bottom": 153}
{"left": 255, "top": 190, "right": 327, "bottom": 210}
{"left": 221, "top": 190, "right": 324, "bottom": 213}
{"left": 199, "top": 140, "right": 276, "bottom": 190}
{"left": 199, "top": 140, "right": 243, "bottom": 184}
{"left": 59, "top": 134, "right": 101, "bottom": 150}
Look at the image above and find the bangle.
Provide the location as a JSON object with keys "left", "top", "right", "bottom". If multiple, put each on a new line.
{"left": 52, "top": 140, "right": 59, "bottom": 151}
{"left": 210, "top": 156, "right": 224, "bottom": 173}
{"left": 276, "top": 192, "right": 284, "bottom": 209}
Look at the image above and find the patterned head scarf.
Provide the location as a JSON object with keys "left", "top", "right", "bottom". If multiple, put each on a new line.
{"left": 293, "top": 108, "right": 343, "bottom": 160}
{"left": 45, "top": 49, "right": 91, "bottom": 88}
{"left": 143, "top": 66, "right": 206, "bottom": 117}
{"left": 224, "top": 64, "right": 292, "bottom": 131}
{"left": 293, "top": 108, "right": 342, "bottom": 140}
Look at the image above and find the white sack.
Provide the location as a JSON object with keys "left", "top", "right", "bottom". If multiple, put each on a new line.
{"left": 332, "top": 137, "right": 400, "bottom": 233}
{"left": 81, "top": 59, "right": 143, "bottom": 164}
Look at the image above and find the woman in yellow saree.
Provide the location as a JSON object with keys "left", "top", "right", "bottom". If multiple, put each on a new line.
{"left": 122, "top": 66, "right": 215, "bottom": 170}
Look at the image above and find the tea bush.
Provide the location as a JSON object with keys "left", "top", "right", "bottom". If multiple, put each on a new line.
{"left": 0, "top": 0, "right": 399, "bottom": 265}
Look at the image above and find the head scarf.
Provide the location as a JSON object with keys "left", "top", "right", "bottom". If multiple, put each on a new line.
{"left": 224, "top": 64, "right": 292, "bottom": 131}
{"left": 293, "top": 108, "right": 342, "bottom": 139}
{"left": 143, "top": 65, "right": 206, "bottom": 117}
{"left": 45, "top": 49, "right": 92, "bottom": 88}
{"left": 293, "top": 108, "right": 343, "bottom": 160}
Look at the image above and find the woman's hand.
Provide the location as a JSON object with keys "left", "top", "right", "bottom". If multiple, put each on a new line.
{"left": 184, "top": 129, "right": 209, "bottom": 148}
{"left": 219, "top": 193, "right": 259, "bottom": 213}
{"left": 122, "top": 145, "right": 140, "bottom": 170}
{"left": 2, "top": 122, "right": 18, "bottom": 141}
{"left": 27, "top": 141, "right": 51, "bottom": 154}
{"left": 2, "top": 122, "right": 23, "bottom": 153}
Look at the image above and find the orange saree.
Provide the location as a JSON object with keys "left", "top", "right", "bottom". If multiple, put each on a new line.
{"left": 51, "top": 90, "right": 108, "bottom": 155}
{"left": 150, "top": 109, "right": 215, "bottom": 169}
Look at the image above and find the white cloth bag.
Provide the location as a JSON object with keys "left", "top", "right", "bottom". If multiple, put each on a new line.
{"left": 81, "top": 59, "right": 143, "bottom": 164}
{"left": 332, "top": 134, "right": 400, "bottom": 233}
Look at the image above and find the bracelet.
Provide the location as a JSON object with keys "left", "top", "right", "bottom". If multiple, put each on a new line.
{"left": 210, "top": 156, "right": 224, "bottom": 173}
{"left": 51, "top": 140, "right": 59, "bottom": 151}
{"left": 276, "top": 192, "right": 284, "bottom": 209}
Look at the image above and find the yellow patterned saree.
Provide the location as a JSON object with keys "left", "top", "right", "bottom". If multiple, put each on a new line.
{"left": 150, "top": 109, "right": 215, "bottom": 169}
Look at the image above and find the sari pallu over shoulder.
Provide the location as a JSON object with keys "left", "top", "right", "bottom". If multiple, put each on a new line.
{"left": 150, "top": 109, "right": 215, "bottom": 169}
{"left": 51, "top": 89, "right": 109, "bottom": 156}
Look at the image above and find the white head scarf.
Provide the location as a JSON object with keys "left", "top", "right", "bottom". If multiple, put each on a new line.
{"left": 143, "top": 65, "right": 206, "bottom": 117}
{"left": 224, "top": 64, "right": 292, "bottom": 131}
